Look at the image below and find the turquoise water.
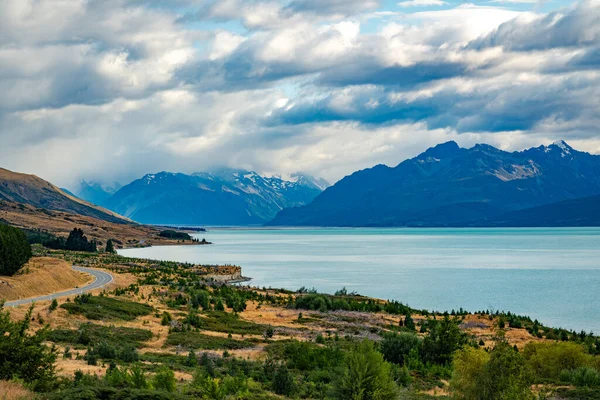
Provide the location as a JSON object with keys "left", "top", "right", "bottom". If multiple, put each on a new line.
{"left": 119, "top": 228, "right": 600, "bottom": 332}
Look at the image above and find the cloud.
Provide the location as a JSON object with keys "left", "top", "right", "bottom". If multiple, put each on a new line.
{"left": 0, "top": 0, "right": 599, "bottom": 188}
{"left": 471, "top": 0, "right": 600, "bottom": 51}
{"left": 398, "top": 0, "right": 447, "bottom": 8}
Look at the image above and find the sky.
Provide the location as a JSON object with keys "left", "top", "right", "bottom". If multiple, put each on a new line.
{"left": 1, "top": 0, "right": 599, "bottom": 188}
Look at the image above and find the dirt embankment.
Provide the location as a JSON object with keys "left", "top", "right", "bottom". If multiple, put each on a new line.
{"left": 0, "top": 257, "right": 91, "bottom": 301}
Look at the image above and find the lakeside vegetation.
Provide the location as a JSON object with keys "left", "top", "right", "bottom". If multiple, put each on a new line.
{"left": 3, "top": 242, "right": 600, "bottom": 399}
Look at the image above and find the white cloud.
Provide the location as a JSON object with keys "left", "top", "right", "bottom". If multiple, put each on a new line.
{"left": 398, "top": 0, "right": 447, "bottom": 8}
{"left": 0, "top": 0, "right": 598, "bottom": 189}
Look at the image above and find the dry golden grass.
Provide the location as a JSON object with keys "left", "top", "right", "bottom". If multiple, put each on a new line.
{"left": 0, "top": 200, "right": 203, "bottom": 249}
{"left": 0, "top": 380, "right": 35, "bottom": 400}
{"left": 0, "top": 257, "right": 90, "bottom": 301}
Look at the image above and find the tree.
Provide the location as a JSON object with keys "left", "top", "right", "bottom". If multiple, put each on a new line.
{"left": 65, "top": 228, "right": 96, "bottom": 252}
{"left": 273, "top": 365, "right": 295, "bottom": 396}
{"left": 333, "top": 340, "right": 398, "bottom": 400}
{"left": 404, "top": 313, "right": 416, "bottom": 331}
{"left": 451, "top": 341, "right": 533, "bottom": 400}
{"left": 380, "top": 332, "right": 422, "bottom": 366}
{"left": 421, "top": 314, "right": 467, "bottom": 365}
{"left": 105, "top": 239, "right": 115, "bottom": 253}
{"left": 49, "top": 298, "right": 58, "bottom": 312}
{"left": 0, "top": 223, "right": 32, "bottom": 276}
{"left": 153, "top": 366, "right": 176, "bottom": 392}
{"left": 0, "top": 303, "right": 57, "bottom": 391}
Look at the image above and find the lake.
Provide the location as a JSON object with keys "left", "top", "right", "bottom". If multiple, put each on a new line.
{"left": 119, "top": 228, "right": 600, "bottom": 332}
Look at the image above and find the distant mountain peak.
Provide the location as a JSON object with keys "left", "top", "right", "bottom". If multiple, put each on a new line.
{"left": 417, "top": 141, "right": 462, "bottom": 161}
{"left": 538, "top": 140, "right": 574, "bottom": 158}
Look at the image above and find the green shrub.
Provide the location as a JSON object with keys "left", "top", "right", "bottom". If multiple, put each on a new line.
{"left": 560, "top": 367, "right": 600, "bottom": 387}
{"left": 333, "top": 340, "right": 398, "bottom": 400}
{"left": 166, "top": 332, "right": 254, "bottom": 350}
{"left": 153, "top": 366, "right": 176, "bottom": 392}
{"left": 380, "top": 332, "right": 422, "bottom": 366}
{"left": 451, "top": 341, "right": 533, "bottom": 400}
{"left": 523, "top": 342, "right": 591, "bottom": 381}
{"left": 0, "top": 304, "right": 56, "bottom": 391}
{"left": 49, "top": 324, "right": 152, "bottom": 349}
{"left": 61, "top": 295, "right": 153, "bottom": 321}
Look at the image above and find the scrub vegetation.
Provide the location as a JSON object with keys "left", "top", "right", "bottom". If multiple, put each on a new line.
{"left": 2, "top": 248, "right": 600, "bottom": 399}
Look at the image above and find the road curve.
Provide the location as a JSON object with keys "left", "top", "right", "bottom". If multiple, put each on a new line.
{"left": 3, "top": 266, "right": 114, "bottom": 307}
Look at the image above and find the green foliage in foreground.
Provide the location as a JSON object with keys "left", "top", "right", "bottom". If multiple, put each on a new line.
{"left": 0, "top": 223, "right": 32, "bottom": 276}
{"left": 0, "top": 304, "right": 56, "bottom": 392}
{"left": 61, "top": 294, "right": 153, "bottom": 321}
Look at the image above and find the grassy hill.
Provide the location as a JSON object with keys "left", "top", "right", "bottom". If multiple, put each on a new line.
{"left": 0, "top": 168, "right": 129, "bottom": 224}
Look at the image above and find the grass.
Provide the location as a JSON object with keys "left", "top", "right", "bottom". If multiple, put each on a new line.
{"left": 0, "top": 380, "right": 36, "bottom": 400}
{"left": 139, "top": 352, "right": 194, "bottom": 372}
{"left": 166, "top": 331, "right": 256, "bottom": 350}
{"left": 0, "top": 257, "right": 88, "bottom": 301}
{"left": 199, "top": 311, "right": 267, "bottom": 336}
{"left": 60, "top": 295, "right": 153, "bottom": 321}
{"left": 48, "top": 323, "right": 152, "bottom": 348}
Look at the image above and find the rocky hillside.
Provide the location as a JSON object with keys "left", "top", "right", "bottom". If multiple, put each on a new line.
{"left": 268, "top": 141, "right": 600, "bottom": 227}
{"left": 102, "top": 168, "right": 328, "bottom": 225}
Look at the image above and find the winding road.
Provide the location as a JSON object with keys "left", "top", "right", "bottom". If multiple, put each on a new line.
{"left": 3, "top": 266, "right": 114, "bottom": 307}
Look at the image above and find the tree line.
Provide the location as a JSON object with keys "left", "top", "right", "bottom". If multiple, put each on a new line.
{"left": 0, "top": 223, "right": 32, "bottom": 276}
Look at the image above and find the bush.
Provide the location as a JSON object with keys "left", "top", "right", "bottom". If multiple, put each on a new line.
{"left": 451, "top": 341, "right": 533, "bottom": 400}
{"left": 523, "top": 342, "right": 591, "bottom": 381}
{"left": 153, "top": 366, "right": 176, "bottom": 393}
{"left": 0, "top": 223, "right": 32, "bottom": 275}
{"left": 48, "top": 324, "right": 152, "bottom": 349}
{"left": 61, "top": 295, "right": 153, "bottom": 321}
{"left": 166, "top": 332, "right": 254, "bottom": 350}
{"left": 560, "top": 367, "right": 600, "bottom": 388}
{"left": 0, "top": 304, "right": 56, "bottom": 391}
{"left": 333, "top": 340, "right": 398, "bottom": 400}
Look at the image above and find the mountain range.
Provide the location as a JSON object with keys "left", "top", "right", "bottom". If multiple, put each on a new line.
{"left": 268, "top": 141, "right": 600, "bottom": 227}
{"left": 96, "top": 169, "right": 328, "bottom": 225}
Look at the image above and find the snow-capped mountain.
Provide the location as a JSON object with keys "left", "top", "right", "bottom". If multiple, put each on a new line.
{"left": 100, "top": 169, "right": 328, "bottom": 225}
{"left": 268, "top": 140, "right": 600, "bottom": 227}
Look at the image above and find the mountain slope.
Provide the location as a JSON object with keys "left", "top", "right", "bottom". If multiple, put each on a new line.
{"left": 268, "top": 141, "right": 600, "bottom": 227}
{"left": 74, "top": 180, "right": 122, "bottom": 205}
{"left": 102, "top": 169, "right": 327, "bottom": 225}
{"left": 0, "top": 168, "right": 129, "bottom": 224}
{"left": 486, "top": 195, "right": 600, "bottom": 227}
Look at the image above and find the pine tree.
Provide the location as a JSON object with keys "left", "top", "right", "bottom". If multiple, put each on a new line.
{"left": 0, "top": 223, "right": 32, "bottom": 276}
{"left": 105, "top": 239, "right": 115, "bottom": 253}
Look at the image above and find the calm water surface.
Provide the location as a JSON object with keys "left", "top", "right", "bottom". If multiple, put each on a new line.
{"left": 119, "top": 228, "right": 600, "bottom": 332}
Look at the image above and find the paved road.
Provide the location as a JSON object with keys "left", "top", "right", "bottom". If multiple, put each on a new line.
{"left": 3, "top": 266, "right": 114, "bottom": 307}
